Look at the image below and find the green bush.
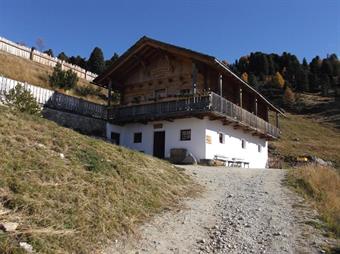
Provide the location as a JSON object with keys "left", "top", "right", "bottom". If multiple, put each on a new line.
{"left": 75, "top": 85, "right": 102, "bottom": 97}
{"left": 2, "top": 84, "right": 41, "bottom": 115}
{"left": 49, "top": 63, "right": 78, "bottom": 90}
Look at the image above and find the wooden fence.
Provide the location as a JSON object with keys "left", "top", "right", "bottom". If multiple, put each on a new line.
{"left": 0, "top": 76, "right": 107, "bottom": 119}
{"left": 0, "top": 36, "right": 98, "bottom": 81}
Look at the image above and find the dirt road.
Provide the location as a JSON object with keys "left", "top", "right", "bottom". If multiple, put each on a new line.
{"left": 106, "top": 166, "right": 335, "bottom": 254}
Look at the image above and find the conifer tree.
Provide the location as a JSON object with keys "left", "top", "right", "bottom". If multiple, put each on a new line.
{"left": 88, "top": 47, "right": 105, "bottom": 74}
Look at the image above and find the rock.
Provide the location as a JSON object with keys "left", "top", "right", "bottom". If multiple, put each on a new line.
{"left": 293, "top": 137, "right": 300, "bottom": 141}
{"left": 227, "top": 194, "right": 233, "bottom": 198}
{"left": 0, "top": 222, "right": 18, "bottom": 232}
{"left": 59, "top": 153, "right": 65, "bottom": 159}
{"left": 198, "top": 238, "right": 206, "bottom": 244}
{"left": 19, "top": 242, "right": 33, "bottom": 253}
{"left": 273, "top": 232, "right": 282, "bottom": 236}
{"left": 245, "top": 223, "right": 251, "bottom": 228}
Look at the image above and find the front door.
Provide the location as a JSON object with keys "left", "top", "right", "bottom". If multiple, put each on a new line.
{"left": 153, "top": 131, "right": 165, "bottom": 159}
{"left": 111, "top": 132, "right": 120, "bottom": 145}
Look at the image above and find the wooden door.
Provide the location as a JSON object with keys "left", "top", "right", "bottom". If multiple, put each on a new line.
{"left": 153, "top": 131, "right": 165, "bottom": 158}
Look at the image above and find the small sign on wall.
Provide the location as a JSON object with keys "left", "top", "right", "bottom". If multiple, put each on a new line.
{"left": 206, "top": 135, "right": 212, "bottom": 144}
{"left": 153, "top": 123, "right": 163, "bottom": 129}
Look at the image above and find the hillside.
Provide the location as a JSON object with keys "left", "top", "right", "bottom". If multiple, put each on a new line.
{"left": 0, "top": 51, "right": 107, "bottom": 104}
{"left": 270, "top": 112, "right": 340, "bottom": 168}
{"left": 0, "top": 106, "right": 197, "bottom": 253}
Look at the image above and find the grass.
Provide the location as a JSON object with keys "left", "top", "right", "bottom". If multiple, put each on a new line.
{"left": 0, "top": 106, "right": 198, "bottom": 253}
{"left": 271, "top": 113, "right": 340, "bottom": 167}
{"left": 286, "top": 165, "right": 340, "bottom": 238}
{"left": 0, "top": 51, "right": 107, "bottom": 104}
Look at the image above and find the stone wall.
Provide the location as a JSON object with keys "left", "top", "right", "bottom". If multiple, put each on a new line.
{"left": 42, "top": 108, "right": 107, "bottom": 137}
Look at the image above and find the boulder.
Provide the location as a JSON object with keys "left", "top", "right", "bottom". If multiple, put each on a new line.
{"left": 0, "top": 222, "right": 18, "bottom": 232}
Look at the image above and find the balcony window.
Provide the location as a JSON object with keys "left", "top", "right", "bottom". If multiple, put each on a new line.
{"left": 134, "top": 132, "right": 142, "bottom": 143}
{"left": 154, "top": 89, "right": 167, "bottom": 99}
{"left": 180, "top": 129, "right": 191, "bottom": 141}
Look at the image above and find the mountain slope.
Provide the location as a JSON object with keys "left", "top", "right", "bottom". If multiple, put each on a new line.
{"left": 0, "top": 51, "right": 106, "bottom": 104}
{"left": 271, "top": 112, "right": 340, "bottom": 167}
{"left": 0, "top": 107, "right": 197, "bottom": 253}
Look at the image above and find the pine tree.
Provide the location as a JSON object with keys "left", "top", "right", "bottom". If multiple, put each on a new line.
{"left": 88, "top": 47, "right": 105, "bottom": 74}
{"left": 58, "top": 52, "right": 69, "bottom": 62}
{"left": 44, "top": 49, "right": 54, "bottom": 57}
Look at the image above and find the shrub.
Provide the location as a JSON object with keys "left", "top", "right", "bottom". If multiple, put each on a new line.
{"left": 1, "top": 84, "right": 41, "bottom": 115}
{"left": 75, "top": 85, "right": 102, "bottom": 97}
{"left": 49, "top": 63, "right": 78, "bottom": 90}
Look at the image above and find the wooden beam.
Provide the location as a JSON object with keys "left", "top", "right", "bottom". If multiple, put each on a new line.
{"left": 219, "top": 74, "right": 223, "bottom": 96}
{"left": 192, "top": 62, "right": 197, "bottom": 94}
{"left": 239, "top": 88, "right": 243, "bottom": 108}
{"left": 107, "top": 80, "right": 112, "bottom": 107}
{"left": 255, "top": 98, "right": 258, "bottom": 116}
{"left": 275, "top": 112, "right": 279, "bottom": 128}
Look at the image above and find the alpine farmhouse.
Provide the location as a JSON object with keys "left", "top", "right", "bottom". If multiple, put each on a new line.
{"left": 94, "top": 37, "right": 283, "bottom": 168}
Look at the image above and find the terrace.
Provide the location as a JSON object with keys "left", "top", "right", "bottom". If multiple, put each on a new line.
{"left": 107, "top": 92, "right": 280, "bottom": 139}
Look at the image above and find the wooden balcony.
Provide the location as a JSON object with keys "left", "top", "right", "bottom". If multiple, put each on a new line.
{"left": 108, "top": 92, "right": 280, "bottom": 139}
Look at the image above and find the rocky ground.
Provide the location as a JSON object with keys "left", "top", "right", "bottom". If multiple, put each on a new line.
{"left": 105, "top": 166, "right": 338, "bottom": 254}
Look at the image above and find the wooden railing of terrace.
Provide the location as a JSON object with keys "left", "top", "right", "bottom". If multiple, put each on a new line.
{"left": 108, "top": 92, "right": 280, "bottom": 138}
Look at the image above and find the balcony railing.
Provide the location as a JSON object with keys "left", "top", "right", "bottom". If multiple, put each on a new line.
{"left": 108, "top": 92, "right": 280, "bottom": 138}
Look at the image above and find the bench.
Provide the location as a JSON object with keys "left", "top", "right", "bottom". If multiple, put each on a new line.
{"left": 213, "top": 155, "right": 250, "bottom": 168}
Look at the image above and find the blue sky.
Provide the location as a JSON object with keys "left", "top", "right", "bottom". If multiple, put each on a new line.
{"left": 1, "top": 0, "right": 339, "bottom": 63}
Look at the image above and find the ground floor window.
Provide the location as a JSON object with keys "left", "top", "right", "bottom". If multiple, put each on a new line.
{"left": 258, "top": 144, "right": 262, "bottom": 152}
{"left": 111, "top": 132, "right": 120, "bottom": 145}
{"left": 241, "top": 139, "right": 246, "bottom": 149}
{"left": 219, "top": 132, "right": 225, "bottom": 144}
{"left": 180, "top": 129, "right": 191, "bottom": 141}
{"left": 134, "top": 132, "right": 142, "bottom": 143}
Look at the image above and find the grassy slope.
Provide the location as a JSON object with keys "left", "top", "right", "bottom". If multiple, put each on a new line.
{"left": 0, "top": 51, "right": 106, "bottom": 104}
{"left": 286, "top": 165, "right": 340, "bottom": 238}
{"left": 0, "top": 107, "right": 197, "bottom": 253}
{"left": 271, "top": 113, "right": 340, "bottom": 167}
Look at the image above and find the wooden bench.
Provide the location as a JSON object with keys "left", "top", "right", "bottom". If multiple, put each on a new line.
{"left": 213, "top": 155, "right": 250, "bottom": 168}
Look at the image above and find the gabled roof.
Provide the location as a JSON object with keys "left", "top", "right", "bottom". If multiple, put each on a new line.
{"left": 94, "top": 36, "right": 284, "bottom": 115}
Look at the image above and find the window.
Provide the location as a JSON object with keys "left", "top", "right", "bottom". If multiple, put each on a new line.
{"left": 219, "top": 132, "right": 225, "bottom": 144}
{"left": 111, "top": 132, "right": 120, "bottom": 145}
{"left": 241, "top": 139, "right": 246, "bottom": 149}
{"left": 258, "top": 144, "right": 262, "bottom": 153}
{"left": 134, "top": 132, "right": 142, "bottom": 143}
{"left": 154, "top": 89, "right": 166, "bottom": 99}
{"left": 180, "top": 129, "right": 191, "bottom": 141}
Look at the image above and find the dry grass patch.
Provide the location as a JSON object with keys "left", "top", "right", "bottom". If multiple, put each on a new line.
{"left": 287, "top": 165, "right": 340, "bottom": 237}
{"left": 0, "top": 107, "right": 198, "bottom": 253}
{"left": 271, "top": 113, "right": 340, "bottom": 166}
{"left": 0, "top": 51, "right": 107, "bottom": 104}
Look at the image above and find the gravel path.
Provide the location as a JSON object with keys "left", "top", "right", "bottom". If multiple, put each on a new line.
{"left": 105, "top": 166, "right": 336, "bottom": 254}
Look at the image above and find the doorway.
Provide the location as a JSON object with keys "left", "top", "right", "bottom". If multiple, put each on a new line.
{"left": 153, "top": 131, "right": 165, "bottom": 158}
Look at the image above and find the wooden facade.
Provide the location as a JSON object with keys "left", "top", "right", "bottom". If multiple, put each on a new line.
{"left": 94, "top": 37, "right": 283, "bottom": 139}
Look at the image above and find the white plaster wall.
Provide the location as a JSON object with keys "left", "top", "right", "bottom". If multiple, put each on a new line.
{"left": 106, "top": 118, "right": 206, "bottom": 160}
{"left": 106, "top": 117, "right": 268, "bottom": 168}
{"left": 204, "top": 119, "right": 268, "bottom": 168}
